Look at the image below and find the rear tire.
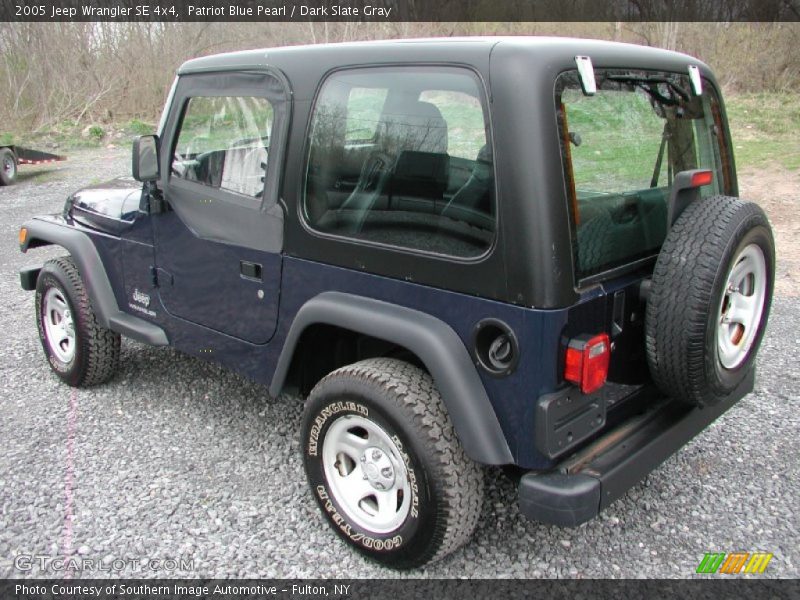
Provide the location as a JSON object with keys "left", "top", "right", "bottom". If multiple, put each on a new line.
{"left": 36, "top": 257, "right": 120, "bottom": 386}
{"left": 645, "top": 196, "right": 774, "bottom": 407}
{"left": 301, "top": 358, "right": 483, "bottom": 568}
{"left": 0, "top": 148, "right": 17, "bottom": 185}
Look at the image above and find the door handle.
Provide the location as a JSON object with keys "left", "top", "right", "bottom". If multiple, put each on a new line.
{"left": 240, "top": 261, "right": 262, "bottom": 281}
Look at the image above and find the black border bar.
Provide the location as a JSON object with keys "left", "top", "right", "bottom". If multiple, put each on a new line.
{"left": 3, "top": 579, "right": 800, "bottom": 600}
{"left": 2, "top": 0, "right": 800, "bottom": 22}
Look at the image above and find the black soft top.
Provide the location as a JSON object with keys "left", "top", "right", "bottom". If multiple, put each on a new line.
{"left": 178, "top": 36, "right": 712, "bottom": 87}
{"left": 174, "top": 36, "right": 720, "bottom": 308}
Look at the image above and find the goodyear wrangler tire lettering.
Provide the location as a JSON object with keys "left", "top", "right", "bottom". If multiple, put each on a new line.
{"left": 316, "top": 485, "right": 403, "bottom": 549}
{"left": 300, "top": 358, "right": 483, "bottom": 569}
{"left": 308, "top": 401, "right": 368, "bottom": 456}
{"left": 391, "top": 435, "right": 419, "bottom": 518}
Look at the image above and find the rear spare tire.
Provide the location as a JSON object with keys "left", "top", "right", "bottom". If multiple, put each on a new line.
{"left": 645, "top": 196, "right": 774, "bottom": 407}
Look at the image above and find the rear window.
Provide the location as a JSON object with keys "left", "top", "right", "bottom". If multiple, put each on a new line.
{"left": 556, "top": 69, "right": 731, "bottom": 280}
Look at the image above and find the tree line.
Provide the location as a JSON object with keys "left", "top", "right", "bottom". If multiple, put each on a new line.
{"left": 1, "top": 22, "right": 797, "bottom": 132}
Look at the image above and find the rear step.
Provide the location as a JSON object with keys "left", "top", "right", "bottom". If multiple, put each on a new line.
{"left": 518, "top": 369, "right": 754, "bottom": 526}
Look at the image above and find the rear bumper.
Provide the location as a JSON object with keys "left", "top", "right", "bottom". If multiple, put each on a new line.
{"left": 519, "top": 370, "right": 754, "bottom": 526}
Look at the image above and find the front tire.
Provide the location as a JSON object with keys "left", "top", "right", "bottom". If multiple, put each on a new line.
{"left": 301, "top": 358, "right": 483, "bottom": 568}
{"left": 36, "top": 257, "right": 120, "bottom": 386}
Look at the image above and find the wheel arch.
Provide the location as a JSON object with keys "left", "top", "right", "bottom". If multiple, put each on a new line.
{"left": 270, "top": 291, "right": 514, "bottom": 465}
{"left": 20, "top": 217, "right": 168, "bottom": 346}
{"left": 21, "top": 218, "right": 120, "bottom": 328}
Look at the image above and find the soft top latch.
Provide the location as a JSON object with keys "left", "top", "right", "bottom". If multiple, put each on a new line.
{"left": 575, "top": 56, "right": 596, "bottom": 96}
{"left": 688, "top": 64, "right": 703, "bottom": 96}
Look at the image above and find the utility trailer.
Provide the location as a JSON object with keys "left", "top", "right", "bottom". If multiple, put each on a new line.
{"left": 0, "top": 145, "right": 67, "bottom": 185}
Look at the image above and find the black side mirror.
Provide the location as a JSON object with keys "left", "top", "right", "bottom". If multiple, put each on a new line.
{"left": 132, "top": 135, "right": 159, "bottom": 182}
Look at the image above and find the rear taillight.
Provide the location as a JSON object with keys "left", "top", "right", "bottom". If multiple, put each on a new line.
{"left": 564, "top": 333, "right": 611, "bottom": 394}
{"left": 690, "top": 169, "right": 713, "bottom": 187}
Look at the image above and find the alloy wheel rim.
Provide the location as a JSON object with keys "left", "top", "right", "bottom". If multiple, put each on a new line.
{"left": 716, "top": 243, "right": 767, "bottom": 370}
{"left": 321, "top": 414, "right": 411, "bottom": 534}
{"left": 43, "top": 288, "right": 76, "bottom": 364}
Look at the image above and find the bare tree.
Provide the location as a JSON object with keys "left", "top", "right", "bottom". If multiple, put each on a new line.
{"left": 1, "top": 22, "right": 798, "bottom": 134}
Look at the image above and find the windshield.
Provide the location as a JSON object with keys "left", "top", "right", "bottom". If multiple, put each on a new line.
{"left": 556, "top": 69, "right": 732, "bottom": 280}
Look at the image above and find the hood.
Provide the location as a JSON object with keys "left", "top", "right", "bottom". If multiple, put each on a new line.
{"left": 65, "top": 177, "right": 143, "bottom": 234}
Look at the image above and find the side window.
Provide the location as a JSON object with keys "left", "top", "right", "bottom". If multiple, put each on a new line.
{"left": 344, "top": 88, "right": 388, "bottom": 143}
{"left": 304, "top": 68, "right": 495, "bottom": 258}
{"left": 171, "top": 96, "right": 273, "bottom": 198}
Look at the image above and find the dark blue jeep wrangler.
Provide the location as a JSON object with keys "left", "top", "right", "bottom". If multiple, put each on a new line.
{"left": 18, "top": 37, "right": 775, "bottom": 568}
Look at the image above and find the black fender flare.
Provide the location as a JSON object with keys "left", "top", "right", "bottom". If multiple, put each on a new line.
{"left": 20, "top": 216, "right": 168, "bottom": 346}
{"left": 270, "top": 291, "right": 514, "bottom": 465}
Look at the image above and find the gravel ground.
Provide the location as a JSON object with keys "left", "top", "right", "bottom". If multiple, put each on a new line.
{"left": 0, "top": 148, "right": 798, "bottom": 579}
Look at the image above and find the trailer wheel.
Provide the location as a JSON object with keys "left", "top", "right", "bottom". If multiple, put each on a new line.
{"left": 0, "top": 148, "right": 17, "bottom": 185}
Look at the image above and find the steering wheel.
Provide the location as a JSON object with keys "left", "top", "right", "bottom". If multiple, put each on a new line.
{"left": 171, "top": 135, "right": 211, "bottom": 180}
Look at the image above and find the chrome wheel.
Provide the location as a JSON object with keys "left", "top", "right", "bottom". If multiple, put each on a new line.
{"left": 717, "top": 243, "right": 767, "bottom": 370}
{"left": 43, "top": 287, "right": 76, "bottom": 364}
{"left": 321, "top": 414, "right": 411, "bottom": 534}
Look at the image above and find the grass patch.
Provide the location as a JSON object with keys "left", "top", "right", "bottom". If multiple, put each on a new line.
{"left": 566, "top": 89, "right": 663, "bottom": 191}
{"left": 562, "top": 89, "right": 800, "bottom": 192}
{"left": 726, "top": 93, "right": 800, "bottom": 171}
{"left": 13, "top": 128, "right": 104, "bottom": 151}
{"left": 87, "top": 125, "right": 105, "bottom": 140}
{"left": 127, "top": 119, "right": 155, "bottom": 135}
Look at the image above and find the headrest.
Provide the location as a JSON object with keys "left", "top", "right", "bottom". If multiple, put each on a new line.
{"left": 471, "top": 144, "right": 493, "bottom": 183}
{"left": 390, "top": 150, "right": 449, "bottom": 197}
{"left": 381, "top": 100, "right": 448, "bottom": 155}
{"left": 476, "top": 143, "right": 492, "bottom": 164}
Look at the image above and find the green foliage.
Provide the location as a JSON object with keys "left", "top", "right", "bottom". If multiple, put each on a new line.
{"left": 88, "top": 125, "right": 105, "bottom": 140}
{"left": 563, "top": 90, "right": 800, "bottom": 187}
{"left": 174, "top": 96, "right": 273, "bottom": 155}
{"left": 127, "top": 119, "right": 154, "bottom": 135}
{"left": 420, "top": 90, "right": 486, "bottom": 160}
{"left": 565, "top": 87, "right": 669, "bottom": 191}
{"left": 343, "top": 88, "right": 487, "bottom": 160}
{"left": 727, "top": 93, "right": 800, "bottom": 171}
{"left": 0, "top": 133, "right": 14, "bottom": 146}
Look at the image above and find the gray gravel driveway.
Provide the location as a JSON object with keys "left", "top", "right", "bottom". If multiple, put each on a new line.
{"left": 0, "top": 148, "right": 797, "bottom": 578}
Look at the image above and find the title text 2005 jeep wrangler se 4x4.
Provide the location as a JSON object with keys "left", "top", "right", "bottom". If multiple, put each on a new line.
{"left": 18, "top": 38, "right": 774, "bottom": 568}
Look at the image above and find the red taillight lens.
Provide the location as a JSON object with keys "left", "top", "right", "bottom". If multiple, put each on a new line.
{"left": 690, "top": 169, "right": 713, "bottom": 187}
{"left": 564, "top": 333, "right": 611, "bottom": 394}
